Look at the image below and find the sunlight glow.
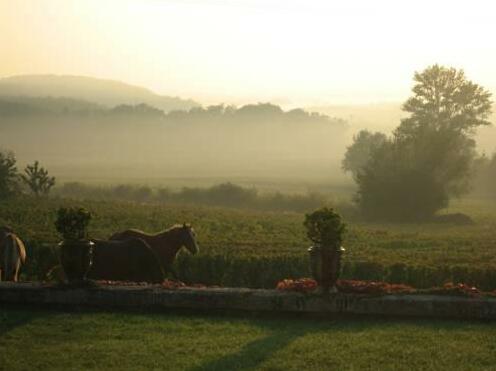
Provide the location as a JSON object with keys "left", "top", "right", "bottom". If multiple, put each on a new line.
{"left": 1, "top": 0, "right": 495, "bottom": 105}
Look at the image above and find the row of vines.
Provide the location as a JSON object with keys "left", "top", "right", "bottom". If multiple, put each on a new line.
{"left": 2, "top": 196, "right": 496, "bottom": 290}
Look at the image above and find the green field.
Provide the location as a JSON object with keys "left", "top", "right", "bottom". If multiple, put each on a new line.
{"left": 1, "top": 196, "right": 496, "bottom": 289}
{"left": 1, "top": 308, "right": 496, "bottom": 370}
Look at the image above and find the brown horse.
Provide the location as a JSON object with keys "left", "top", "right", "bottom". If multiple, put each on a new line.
{"left": 88, "top": 238, "right": 164, "bottom": 283}
{"left": 110, "top": 224, "right": 199, "bottom": 276}
{"left": 0, "top": 227, "right": 27, "bottom": 282}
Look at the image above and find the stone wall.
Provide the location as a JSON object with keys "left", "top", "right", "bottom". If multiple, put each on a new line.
{"left": 1, "top": 282, "right": 496, "bottom": 320}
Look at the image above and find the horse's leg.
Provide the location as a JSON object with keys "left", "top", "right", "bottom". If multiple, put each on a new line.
{"left": 164, "top": 263, "right": 178, "bottom": 280}
{"left": 13, "top": 259, "right": 21, "bottom": 282}
{"left": 170, "top": 267, "right": 178, "bottom": 280}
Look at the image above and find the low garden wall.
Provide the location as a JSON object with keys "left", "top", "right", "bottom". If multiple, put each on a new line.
{"left": 1, "top": 282, "right": 496, "bottom": 320}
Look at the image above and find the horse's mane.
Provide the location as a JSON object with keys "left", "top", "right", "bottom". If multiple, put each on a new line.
{"left": 165, "top": 224, "right": 191, "bottom": 233}
{"left": 124, "top": 224, "right": 191, "bottom": 237}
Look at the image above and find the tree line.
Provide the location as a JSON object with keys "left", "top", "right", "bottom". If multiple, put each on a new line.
{"left": 0, "top": 152, "right": 55, "bottom": 199}
{"left": 0, "top": 98, "right": 345, "bottom": 127}
{"left": 53, "top": 182, "right": 337, "bottom": 214}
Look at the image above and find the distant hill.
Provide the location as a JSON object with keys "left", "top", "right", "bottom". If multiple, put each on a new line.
{"left": 0, "top": 96, "right": 106, "bottom": 116}
{"left": 0, "top": 75, "right": 199, "bottom": 112}
{"left": 0, "top": 96, "right": 169, "bottom": 117}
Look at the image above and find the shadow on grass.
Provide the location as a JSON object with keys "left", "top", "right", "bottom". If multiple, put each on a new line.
{"left": 189, "top": 320, "right": 321, "bottom": 371}
{"left": 187, "top": 314, "right": 492, "bottom": 371}
{"left": 0, "top": 306, "right": 54, "bottom": 336}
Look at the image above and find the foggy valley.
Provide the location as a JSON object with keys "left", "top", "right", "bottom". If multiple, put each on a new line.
{"left": 1, "top": 75, "right": 495, "bottom": 198}
{"left": 0, "top": 75, "right": 351, "bottom": 190}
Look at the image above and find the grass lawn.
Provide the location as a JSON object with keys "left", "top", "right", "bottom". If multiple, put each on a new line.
{"left": 1, "top": 308, "right": 496, "bottom": 370}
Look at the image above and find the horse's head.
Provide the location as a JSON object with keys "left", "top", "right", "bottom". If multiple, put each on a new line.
{"left": 181, "top": 223, "right": 199, "bottom": 255}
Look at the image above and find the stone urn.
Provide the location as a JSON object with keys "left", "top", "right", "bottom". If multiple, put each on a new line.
{"left": 55, "top": 206, "right": 93, "bottom": 284}
{"left": 308, "top": 245, "right": 345, "bottom": 293}
{"left": 59, "top": 240, "right": 94, "bottom": 284}
{"left": 304, "top": 207, "right": 346, "bottom": 294}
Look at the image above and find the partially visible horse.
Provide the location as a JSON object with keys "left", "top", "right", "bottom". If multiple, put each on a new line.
{"left": 88, "top": 238, "right": 164, "bottom": 283}
{"left": 0, "top": 226, "right": 27, "bottom": 282}
{"left": 110, "top": 224, "right": 199, "bottom": 276}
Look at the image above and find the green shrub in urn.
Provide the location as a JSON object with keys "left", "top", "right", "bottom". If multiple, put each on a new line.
{"left": 55, "top": 207, "right": 92, "bottom": 241}
{"left": 304, "top": 207, "right": 346, "bottom": 293}
{"left": 55, "top": 207, "right": 93, "bottom": 284}
{"left": 304, "top": 207, "right": 346, "bottom": 249}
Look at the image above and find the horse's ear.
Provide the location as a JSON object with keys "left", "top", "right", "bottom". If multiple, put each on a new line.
{"left": 183, "top": 222, "right": 187, "bottom": 228}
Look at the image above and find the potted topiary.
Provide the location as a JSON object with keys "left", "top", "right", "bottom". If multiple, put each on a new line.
{"left": 305, "top": 207, "right": 346, "bottom": 293}
{"left": 55, "top": 207, "right": 94, "bottom": 284}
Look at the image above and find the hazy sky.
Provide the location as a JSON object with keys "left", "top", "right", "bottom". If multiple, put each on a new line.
{"left": 1, "top": 0, "right": 495, "bottom": 105}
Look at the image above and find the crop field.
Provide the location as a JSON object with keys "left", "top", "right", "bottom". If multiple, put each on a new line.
{"left": 1, "top": 196, "right": 496, "bottom": 289}
{"left": 1, "top": 308, "right": 496, "bottom": 371}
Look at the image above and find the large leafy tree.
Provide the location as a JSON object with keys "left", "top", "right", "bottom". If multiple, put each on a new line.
{"left": 354, "top": 65, "right": 493, "bottom": 221}
{"left": 342, "top": 130, "right": 387, "bottom": 181}
{"left": 398, "top": 65, "right": 492, "bottom": 137}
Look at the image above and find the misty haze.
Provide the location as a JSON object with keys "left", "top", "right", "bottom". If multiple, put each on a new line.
{"left": 1, "top": 75, "right": 494, "bottom": 195}
{"left": 0, "top": 75, "right": 350, "bottom": 187}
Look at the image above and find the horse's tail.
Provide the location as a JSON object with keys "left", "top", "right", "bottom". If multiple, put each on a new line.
{"left": 2, "top": 233, "right": 24, "bottom": 281}
{"left": 14, "top": 235, "right": 27, "bottom": 265}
